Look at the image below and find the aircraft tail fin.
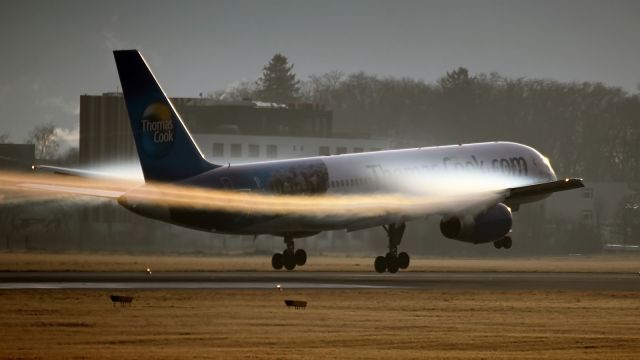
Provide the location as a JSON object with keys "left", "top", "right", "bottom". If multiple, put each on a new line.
{"left": 113, "top": 50, "right": 218, "bottom": 183}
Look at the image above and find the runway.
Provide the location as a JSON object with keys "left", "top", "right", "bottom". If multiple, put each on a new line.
{"left": 1, "top": 271, "right": 639, "bottom": 290}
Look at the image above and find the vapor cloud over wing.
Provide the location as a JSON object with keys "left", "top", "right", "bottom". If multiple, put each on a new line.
{"left": 1, "top": 170, "right": 505, "bottom": 220}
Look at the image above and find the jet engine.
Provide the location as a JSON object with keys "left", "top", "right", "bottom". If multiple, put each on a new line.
{"left": 440, "top": 203, "right": 512, "bottom": 244}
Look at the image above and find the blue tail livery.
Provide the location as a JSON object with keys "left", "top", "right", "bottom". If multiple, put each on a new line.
{"left": 113, "top": 50, "right": 218, "bottom": 182}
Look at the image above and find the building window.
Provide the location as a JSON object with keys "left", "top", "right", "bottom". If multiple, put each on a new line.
{"left": 353, "top": 147, "right": 364, "bottom": 153}
{"left": 582, "top": 209, "right": 593, "bottom": 222}
{"left": 319, "top": 146, "right": 330, "bottom": 156}
{"left": 336, "top": 146, "right": 347, "bottom": 155}
{"left": 213, "top": 143, "right": 224, "bottom": 157}
{"left": 231, "top": 144, "right": 242, "bottom": 157}
{"left": 583, "top": 188, "right": 593, "bottom": 199}
{"left": 249, "top": 144, "right": 260, "bottom": 157}
{"left": 266, "top": 145, "right": 278, "bottom": 158}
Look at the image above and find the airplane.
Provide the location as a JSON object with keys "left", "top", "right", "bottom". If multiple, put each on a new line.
{"left": 29, "top": 50, "right": 584, "bottom": 273}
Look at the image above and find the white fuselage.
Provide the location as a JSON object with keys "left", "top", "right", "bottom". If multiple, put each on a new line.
{"left": 197, "top": 141, "right": 557, "bottom": 234}
{"left": 322, "top": 141, "right": 556, "bottom": 195}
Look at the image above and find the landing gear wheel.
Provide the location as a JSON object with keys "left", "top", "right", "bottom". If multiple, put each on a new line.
{"left": 385, "top": 253, "right": 399, "bottom": 274}
{"left": 271, "top": 253, "right": 284, "bottom": 270}
{"left": 493, "top": 241, "right": 502, "bottom": 249}
{"left": 294, "top": 249, "right": 307, "bottom": 266}
{"left": 283, "top": 250, "right": 296, "bottom": 271}
{"left": 386, "top": 257, "right": 399, "bottom": 274}
{"left": 374, "top": 256, "right": 387, "bottom": 273}
{"left": 375, "top": 223, "right": 408, "bottom": 273}
{"left": 398, "top": 252, "right": 410, "bottom": 269}
{"left": 503, "top": 236, "right": 512, "bottom": 249}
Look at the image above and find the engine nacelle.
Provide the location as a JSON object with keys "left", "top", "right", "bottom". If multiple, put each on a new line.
{"left": 440, "top": 203, "right": 512, "bottom": 244}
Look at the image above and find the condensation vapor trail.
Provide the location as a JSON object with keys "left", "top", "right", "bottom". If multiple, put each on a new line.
{"left": 0, "top": 171, "right": 136, "bottom": 206}
{"left": 0, "top": 170, "right": 504, "bottom": 218}
{"left": 123, "top": 184, "right": 502, "bottom": 218}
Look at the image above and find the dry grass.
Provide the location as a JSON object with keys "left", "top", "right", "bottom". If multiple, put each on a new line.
{"left": 0, "top": 251, "right": 638, "bottom": 273}
{"left": 0, "top": 289, "right": 639, "bottom": 359}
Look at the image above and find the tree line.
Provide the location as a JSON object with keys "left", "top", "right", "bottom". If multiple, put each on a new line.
{"left": 5, "top": 53, "right": 638, "bottom": 181}
{"left": 221, "top": 54, "right": 640, "bottom": 182}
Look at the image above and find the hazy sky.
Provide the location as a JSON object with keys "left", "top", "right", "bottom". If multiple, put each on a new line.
{"left": 0, "top": 0, "right": 638, "bottom": 146}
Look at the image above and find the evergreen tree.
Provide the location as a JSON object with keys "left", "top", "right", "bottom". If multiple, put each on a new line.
{"left": 256, "top": 53, "right": 300, "bottom": 103}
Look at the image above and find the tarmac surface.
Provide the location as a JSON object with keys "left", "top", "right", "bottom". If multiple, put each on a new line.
{"left": 1, "top": 271, "right": 639, "bottom": 290}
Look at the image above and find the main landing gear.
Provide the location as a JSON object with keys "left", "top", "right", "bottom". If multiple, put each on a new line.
{"left": 493, "top": 236, "right": 512, "bottom": 249}
{"left": 272, "top": 235, "right": 307, "bottom": 271}
{"left": 374, "top": 223, "right": 410, "bottom": 273}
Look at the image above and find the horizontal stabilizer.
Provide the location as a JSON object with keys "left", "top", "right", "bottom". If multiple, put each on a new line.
{"left": 17, "top": 183, "right": 125, "bottom": 199}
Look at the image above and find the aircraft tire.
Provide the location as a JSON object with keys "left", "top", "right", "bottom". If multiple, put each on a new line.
{"left": 374, "top": 256, "right": 387, "bottom": 273}
{"left": 283, "top": 250, "right": 296, "bottom": 271}
{"left": 294, "top": 249, "right": 307, "bottom": 266}
{"left": 398, "top": 252, "right": 410, "bottom": 269}
{"left": 272, "top": 253, "right": 284, "bottom": 270}
{"left": 386, "top": 257, "right": 400, "bottom": 274}
{"left": 493, "top": 241, "right": 502, "bottom": 249}
{"left": 503, "top": 236, "right": 512, "bottom": 249}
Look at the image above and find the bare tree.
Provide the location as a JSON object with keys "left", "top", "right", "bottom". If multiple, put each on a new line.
{"left": 0, "top": 133, "right": 9, "bottom": 144}
{"left": 26, "top": 123, "right": 59, "bottom": 160}
{"left": 209, "top": 80, "right": 258, "bottom": 101}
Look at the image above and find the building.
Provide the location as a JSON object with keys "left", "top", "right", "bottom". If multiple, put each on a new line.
{"left": 79, "top": 93, "right": 388, "bottom": 167}
{"left": 0, "top": 144, "right": 35, "bottom": 171}
{"left": 545, "top": 182, "right": 640, "bottom": 247}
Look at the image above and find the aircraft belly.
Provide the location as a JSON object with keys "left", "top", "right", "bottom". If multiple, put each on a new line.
{"left": 167, "top": 207, "right": 353, "bottom": 235}
{"left": 240, "top": 215, "right": 349, "bottom": 234}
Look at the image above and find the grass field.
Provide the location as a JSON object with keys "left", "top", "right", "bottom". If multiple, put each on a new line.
{"left": 1, "top": 289, "right": 639, "bottom": 359}
{"left": 0, "top": 251, "right": 638, "bottom": 273}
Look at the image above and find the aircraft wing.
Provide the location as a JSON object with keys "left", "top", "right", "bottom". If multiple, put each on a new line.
{"left": 503, "top": 178, "right": 584, "bottom": 207}
{"left": 345, "top": 178, "right": 584, "bottom": 232}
